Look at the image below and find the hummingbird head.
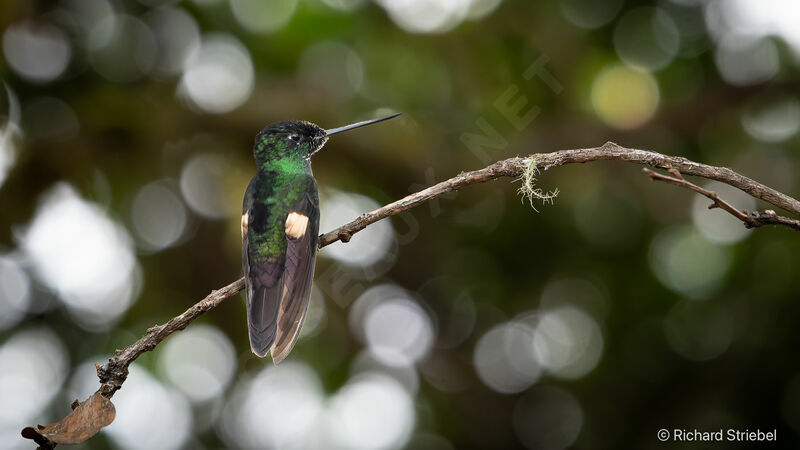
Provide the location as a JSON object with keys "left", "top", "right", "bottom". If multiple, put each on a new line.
{"left": 253, "top": 120, "right": 327, "bottom": 165}
{"left": 253, "top": 113, "right": 401, "bottom": 167}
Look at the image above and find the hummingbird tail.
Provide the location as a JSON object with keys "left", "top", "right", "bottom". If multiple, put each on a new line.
{"left": 247, "top": 284, "right": 281, "bottom": 357}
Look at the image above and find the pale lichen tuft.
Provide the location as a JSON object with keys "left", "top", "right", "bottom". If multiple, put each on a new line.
{"left": 516, "top": 157, "right": 559, "bottom": 212}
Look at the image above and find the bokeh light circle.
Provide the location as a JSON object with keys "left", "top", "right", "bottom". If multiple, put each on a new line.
{"left": 131, "top": 180, "right": 189, "bottom": 250}
{"left": 350, "top": 283, "right": 408, "bottom": 341}
{"left": 180, "top": 153, "right": 235, "bottom": 219}
{"left": 2, "top": 21, "right": 71, "bottom": 83}
{"left": 328, "top": 373, "right": 415, "bottom": 450}
{"left": 320, "top": 190, "right": 395, "bottom": 268}
{"left": 532, "top": 306, "right": 604, "bottom": 379}
{"left": 363, "top": 296, "right": 435, "bottom": 367}
{"left": 715, "top": 34, "right": 779, "bottom": 86}
{"left": 222, "top": 362, "right": 324, "bottom": 448}
{"left": 0, "top": 327, "right": 68, "bottom": 433}
{"left": 59, "top": 0, "right": 115, "bottom": 47}
{"left": 89, "top": 14, "right": 157, "bottom": 83}
{"left": 591, "top": 65, "right": 659, "bottom": 129}
{"left": 741, "top": 97, "right": 800, "bottom": 142}
{"left": 559, "top": 0, "right": 623, "bottom": 29}
{"left": 158, "top": 324, "right": 236, "bottom": 403}
{"left": 649, "top": 226, "right": 732, "bottom": 298}
{"left": 179, "top": 33, "right": 254, "bottom": 114}
{"left": 104, "top": 365, "right": 193, "bottom": 450}
{"left": 230, "top": 0, "right": 298, "bottom": 33}
{"left": 474, "top": 322, "right": 541, "bottom": 394}
{"left": 145, "top": 6, "right": 201, "bottom": 78}
{"left": 20, "top": 183, "right": 138, "bottom": 328}
{"left": 704, "top": 0, "right": 800, "bottom": 56}
{"left": 374, "top": 0, "right": 472, "bottom": 34}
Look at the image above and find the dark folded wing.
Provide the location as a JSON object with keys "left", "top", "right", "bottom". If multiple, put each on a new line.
{"left": 271, "top": 188, "right": 319, "bottom": 364}
{"left": 242, "top": 180, "right": 284, "bottom": 357}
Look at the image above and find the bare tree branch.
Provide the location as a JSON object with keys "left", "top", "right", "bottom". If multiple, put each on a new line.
{"left": 642, "top": 168, "right": 800, "bottom": 231}
{"left": 320, "top": 142, "right": 800, "bottom": 246}
{"left": 22, "top": 142, "right": 800, "bottom": 448}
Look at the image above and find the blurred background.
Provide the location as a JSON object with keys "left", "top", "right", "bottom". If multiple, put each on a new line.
{"left": 1, "top": 0, "right": 799, "bottom": 449}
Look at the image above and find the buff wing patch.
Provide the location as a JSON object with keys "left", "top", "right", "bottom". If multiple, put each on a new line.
{"left": 285, "top": 212, "right": 309, "bottom": 239}
{"left": 241, "top": 210, "right": 249, "bottom": 237}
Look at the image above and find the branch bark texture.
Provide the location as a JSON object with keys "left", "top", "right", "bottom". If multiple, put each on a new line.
{"left": 23, "top": 141, "right": 800, "bottom": 448}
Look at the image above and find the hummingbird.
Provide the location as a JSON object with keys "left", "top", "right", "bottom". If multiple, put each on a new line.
{"left": 242, "top": 112, "right": 401, "bottom": 363}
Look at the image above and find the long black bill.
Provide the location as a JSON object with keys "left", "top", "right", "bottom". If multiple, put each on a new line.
{"left": 325, "top": 112, "right": 401, "bottom": 136}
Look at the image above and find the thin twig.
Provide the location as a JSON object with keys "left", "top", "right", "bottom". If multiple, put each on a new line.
{"left": 747, "top": 210, "right": 800, "bottom": 230}
{"left": 642, "top": 168, "right": 800, "bottom": 231}
{"left": 23, "top": 142, "right": 800, "bottom": 448}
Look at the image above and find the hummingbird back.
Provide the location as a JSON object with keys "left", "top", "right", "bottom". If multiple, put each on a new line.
{"left": 242, "top": 170, "right": 319, "bottom": 362}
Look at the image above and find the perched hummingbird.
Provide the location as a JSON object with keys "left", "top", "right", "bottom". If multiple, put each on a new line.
{"left": 242, "top": 112, "right": 401, "bottom": 363}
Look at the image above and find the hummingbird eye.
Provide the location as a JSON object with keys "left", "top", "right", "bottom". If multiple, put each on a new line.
{"left": 288, "top": 134, "right": 301, "bottom": 142}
